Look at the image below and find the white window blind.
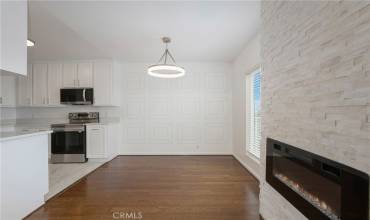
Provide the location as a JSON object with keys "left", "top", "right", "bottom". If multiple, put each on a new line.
{"left": 249, "top": 68, "right": 261, "bottom": 159}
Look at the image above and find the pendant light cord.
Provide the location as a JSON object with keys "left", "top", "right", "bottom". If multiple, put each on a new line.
{"left": 157, "top": 39, "right": 176, "bottom": 65}
{"left": 164, "top": 43, "right": 168, "bottom": 64}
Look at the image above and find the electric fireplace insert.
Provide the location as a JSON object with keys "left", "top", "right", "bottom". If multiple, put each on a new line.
{"left": 266, "top": 138, "right": 369, "bottom": 220}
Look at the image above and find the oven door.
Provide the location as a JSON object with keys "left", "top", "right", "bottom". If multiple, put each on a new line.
{"left": 51, "top": 128, "right": 87, "bottom": 163}
{"left": 51, "top": 130, "right": 85, "bottom": 154}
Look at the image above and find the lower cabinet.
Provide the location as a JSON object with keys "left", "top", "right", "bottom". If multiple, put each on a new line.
{"left": 1, "top": 134, "right": 49, "bottom": 220}
{"left": 86, "top": 123, "right": 120, "bottom": 159}
{"left": 86, "top": 124, "right": 105, "bottom": 158}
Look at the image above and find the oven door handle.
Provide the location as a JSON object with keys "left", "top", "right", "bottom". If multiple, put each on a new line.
{"left": 52, "top": 129, "right": 84, "bottom": 133}
{"left": 82, "top": 88, "right": 86, "bottom": 103}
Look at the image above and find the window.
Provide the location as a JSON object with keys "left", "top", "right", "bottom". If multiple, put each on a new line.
{"left": 248, "top": 68, "right": 261, "bottom": 159}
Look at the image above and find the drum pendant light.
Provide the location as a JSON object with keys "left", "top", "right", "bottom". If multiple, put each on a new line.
{"left": 147, "top": 37, "right": 185, "bottom": 78}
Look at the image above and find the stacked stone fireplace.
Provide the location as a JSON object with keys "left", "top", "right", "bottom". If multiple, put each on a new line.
{"left": 260, "top": 1, "right": 370, "bottom": 219}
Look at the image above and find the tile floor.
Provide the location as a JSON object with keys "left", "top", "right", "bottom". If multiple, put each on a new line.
{"left": 45, "top": 160, "right": 106, "bottom": 200}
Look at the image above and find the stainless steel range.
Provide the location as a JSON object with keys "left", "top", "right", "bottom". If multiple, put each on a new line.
{"left": 51, "top": 112, "right": 99, "bottom": 163}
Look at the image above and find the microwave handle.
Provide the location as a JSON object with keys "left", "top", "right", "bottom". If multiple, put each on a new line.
{"left": 82, "top": 89, "right": 86, "bottom": 102}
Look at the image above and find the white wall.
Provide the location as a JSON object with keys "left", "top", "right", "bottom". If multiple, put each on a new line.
{"left": 120, "top": 62, "right": 232, "bottom": 155}
{"left": 231, "top": 34, "right": 261, "bottom": 179}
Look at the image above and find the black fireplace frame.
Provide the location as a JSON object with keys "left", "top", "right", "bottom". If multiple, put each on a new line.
{"left": 266, "top": 138, "right": 369, "bottom": 220}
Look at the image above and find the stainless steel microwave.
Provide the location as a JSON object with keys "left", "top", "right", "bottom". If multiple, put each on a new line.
{"left": 60, "top": 88, "right": 93, "bottom": 105}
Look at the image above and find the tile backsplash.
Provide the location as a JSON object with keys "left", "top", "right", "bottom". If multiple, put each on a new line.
{"left": 1, "top": 106, "right": 121, "bottom": 128}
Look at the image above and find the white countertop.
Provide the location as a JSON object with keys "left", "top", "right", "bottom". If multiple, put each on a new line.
{"left": 0, "top": 117, "right": 120, "bottom": 142}
{"left": 0, "top": 129, "right": 52, "bottom": 142}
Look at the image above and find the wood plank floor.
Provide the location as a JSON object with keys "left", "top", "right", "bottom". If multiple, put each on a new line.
{"left": 26, "top": 156, "right": 261, "bottom": 220}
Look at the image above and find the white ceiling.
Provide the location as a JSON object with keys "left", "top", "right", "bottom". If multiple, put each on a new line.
{"left": 29, "top": 1, "right": 260, "bottom": 62}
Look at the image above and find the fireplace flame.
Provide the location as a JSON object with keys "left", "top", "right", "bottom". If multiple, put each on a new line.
{"left": 274, "top": 173, "right": 340, "bottom": 220}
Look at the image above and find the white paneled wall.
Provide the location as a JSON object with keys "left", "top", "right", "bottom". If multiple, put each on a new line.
{"left": 121, "top": 62, "right": 232, "bottom": 155}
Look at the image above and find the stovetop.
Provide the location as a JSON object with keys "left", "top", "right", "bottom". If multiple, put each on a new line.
{"left": 51, "top": 112, "right": 99, "bottom": 128}
{"left": 69, "top": 112, "right": 99, "bottom": 124}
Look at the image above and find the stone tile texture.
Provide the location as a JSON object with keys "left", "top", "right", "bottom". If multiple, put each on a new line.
{"left": 260, "top": 1, "right": 370, "bottom": 219}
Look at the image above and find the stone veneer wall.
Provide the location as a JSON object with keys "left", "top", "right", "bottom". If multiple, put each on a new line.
{"left": 260, "top": 1, "right": 370, "bottom": 219}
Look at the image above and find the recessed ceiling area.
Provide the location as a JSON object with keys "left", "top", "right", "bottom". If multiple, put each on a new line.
{"left": 29, "top": 1, "right": 260, "bottom": 62}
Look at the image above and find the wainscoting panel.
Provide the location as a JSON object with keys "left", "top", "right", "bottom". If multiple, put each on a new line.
{"left": 121, "top": 63, "right": 232, "bottom": 154}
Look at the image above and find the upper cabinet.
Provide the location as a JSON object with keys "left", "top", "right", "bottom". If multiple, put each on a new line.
{"left": 47, "top": 63, "right": 63, "bottom": 106}
{"left": 62, "top": 63, "right": 77, "bottom": 87}
{"left": 17, "top": 64, "right": 33, "bottom": 106}
{"left": 93, "top": 62, "right": 112, "bottom": 106}
{"left": 32, "top": 63, "right": 48, "bottom": 106}
{"left": 32, "top": 63, "right": 63, "bottom": 107}
{"left": 25, "top": 60, "right": 121, "bottom": 107}
{"left": 77, "top": 63, "right": 93, "bottom": 87}
{"left": 93, "top": 61, "right": 121, "bottom": 106}
{"left": 0, "top": 1, "right": 27, "bottom": 75}
{"left": 62, "top": 62, "right": 93, "bottom": 88}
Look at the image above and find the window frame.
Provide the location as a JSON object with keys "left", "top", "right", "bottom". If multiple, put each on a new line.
{"left": 246, "top": 67, "right": 262, "bottom": 161}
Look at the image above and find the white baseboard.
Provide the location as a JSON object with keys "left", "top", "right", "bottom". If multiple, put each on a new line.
{"left": 233, "top": 154, "right": 261, "bottom": 181}
{"left": 119, "top": 152, "right": 232, "bottom": 155}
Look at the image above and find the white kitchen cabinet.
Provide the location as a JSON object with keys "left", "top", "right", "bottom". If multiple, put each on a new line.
{"left": 86, "top": 124, "right": 106, "bottom": 158}
{"left": 106, "top": 123, "right": 121, "bottom": 158}
{"left": 47, "top": 63, "right": 63, "bottom": 105}
{"left": 0, "top": 74, "right": 17, "bottom": 107}
{"left": 62, "top": 62, "right": 93, "bottom": 88}
{"left": 28, "top": 60, "right": 120, "bottom": 107}
{"left": 62, "top": 63, "right": 77, "bottom": 87}
{"left": 93, "top": 62, "right": 111, "bottom": 106}
{"left": 17, "top": 64, "right": 33, "bottom": 106}
{"left": 1, "top": 133, "right": 49, "bottom": 220}
{"left": 0, "top": 1, "right": 27, "bottom": 75}
{"left": 86, "top": 123, "right": 120, "bottom": 159}
{"left": 93, "top": 61, "right": 121, "bottom": 106}
{"left": 32, "top": 63, "right": 48, "bottom": 106}
{"left": 62, "top": 62, "right": 93, "bottom": 87}
{"left": 77, "top": 63, "right": 93, "bottom": 87}
{"left": 31, "top": 63, "right": 63, "bottom": 106}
